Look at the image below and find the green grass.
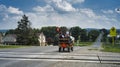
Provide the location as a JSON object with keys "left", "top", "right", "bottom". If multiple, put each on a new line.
{"left": 102, "top": 43, "right": 120, "bottom": 53}
{"left": 75, "top": 42, "right": 93, "bottom": 46}
{"left": 0, "top": 44, "right": 29, "bottom": 49}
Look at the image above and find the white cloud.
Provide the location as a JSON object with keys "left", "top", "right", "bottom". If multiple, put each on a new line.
{"left": 0, "top": 4, "right": 120, "bottom": 29}
{"left": 0, "top": 4, "right": 7, "bottom": 11}
{"left": 0, "top": 15, "right": 22, "bottom": 29}
{"left": 0, "top": 4, "right": 23, "bottom": 15}
{"left": 2, "top": 14, "right": 9, "bottom": 21}
{"left": 25, "top": 8, "right": 120, "bottom": 29}
{"left": 102, "top": 10, "right": 114, "bottom": 14}
{"left": 46, "top": 0, "right": 76, "bottom": 11}
{"left": 7, "top": 6, "right": 23, "bottom": 15}
{"left": 33, "top": 5, "right": 54, "bottom": 12}
{"left": 80, "top": 8, "right": 96, "bottom": 18}
{"left": 66, "top": 0, "right": 85, "bottom": 4}
{"left": 0, "top": 4, "right": 23, "bottom": 29}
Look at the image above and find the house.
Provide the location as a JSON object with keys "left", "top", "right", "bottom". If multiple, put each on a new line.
{"left": 38, "top": 32, "right": 46, "bottom": 46}
{"left": 2, "top": 33, "right": 46, "bottom": 45}
{"left": 2, "top": 34, "right": 17, "bottom": 45}
{"left": 0, "top": 33, "right": 2, "bottom": 44}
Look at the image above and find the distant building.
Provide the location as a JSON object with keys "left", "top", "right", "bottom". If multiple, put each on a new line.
{"left": 2, "top": 33, "right": 47, "bottom": 45}
{"left": 0, "top": 33, "right": 2, "bottom": 44}
{"left": 2, "top": 34, "right": 17, "bottom": 45}
{"left": 38, "top": 32, "right": 46, "bottom": 46}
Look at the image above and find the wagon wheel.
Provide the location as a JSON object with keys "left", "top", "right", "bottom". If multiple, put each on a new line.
{"left": 68, "top": 47, "right": 70, "bottom": 52}
{"left": 59, "top": 47, "right": 61, "bottom": 52}
{"left": 63, "top": 48, "right": 65, "bottom": 51}
{"left": 71, "top": 47, "right": 73, "bottom": 51}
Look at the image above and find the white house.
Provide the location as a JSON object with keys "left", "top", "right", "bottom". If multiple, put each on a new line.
{"left": 38, "top": 32, "right": 46, "bottom": 46}
{"left": 2, "top": 34, "right": 17, "bottom": 44}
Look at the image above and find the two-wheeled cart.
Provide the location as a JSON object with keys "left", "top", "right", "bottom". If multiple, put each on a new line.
{"left": 58, "top": 38, "right": 73, "bottom": 52}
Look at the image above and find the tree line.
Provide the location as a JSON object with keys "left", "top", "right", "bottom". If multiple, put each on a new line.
{"left": 5, "top": 15, "right": 100, "bottom": 46}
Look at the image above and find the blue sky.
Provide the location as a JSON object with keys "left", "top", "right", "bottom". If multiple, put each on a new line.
{"left": 0, "top": 0, "right": 120, "bottom": 29}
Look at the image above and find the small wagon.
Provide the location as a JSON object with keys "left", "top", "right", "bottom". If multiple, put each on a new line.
{"left": 58, "top": 37, "right": 73, "bottom": 52}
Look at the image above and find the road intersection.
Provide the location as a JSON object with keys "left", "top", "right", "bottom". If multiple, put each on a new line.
{"left": 0, "top": 46, "right": 120, "bottom": 67}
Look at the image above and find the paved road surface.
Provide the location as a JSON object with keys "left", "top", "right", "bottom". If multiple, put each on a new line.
{"left": 0, "top": 46, "right": 120, "bottom": 67}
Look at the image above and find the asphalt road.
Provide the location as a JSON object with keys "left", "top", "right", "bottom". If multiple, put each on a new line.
{"left": 0, "top": 46, "right": 120, "bottom": 67}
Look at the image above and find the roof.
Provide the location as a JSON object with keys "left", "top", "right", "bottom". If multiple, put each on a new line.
{"left": 4, "top": 34, "right": 17, "bottom": 38}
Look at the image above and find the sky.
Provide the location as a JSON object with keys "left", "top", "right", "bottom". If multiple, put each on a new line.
{"left": 0, "top": 0, "right": 120, "bottom": 29}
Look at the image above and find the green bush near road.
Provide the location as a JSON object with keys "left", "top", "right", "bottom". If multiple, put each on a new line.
{"left": 75, "top": 42, "right": 93, "bottom": 46}
{"left": 102, "top": 43, "right": 120, "bottom": 53}
{"left": 0, "top": 44, "right": 29, "bottom": 49}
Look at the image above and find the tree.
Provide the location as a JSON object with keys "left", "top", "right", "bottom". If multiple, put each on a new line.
{"left": 40, "top": 26, "right": 58, "bottom": 45}
{"left": 70, "top": 26, "right": 81, "bottom": 42}
{"left": 88, "top": 30, "right": 100, "bottom": 41}
{"left": 60, "top": 26, "right": 68, "bottom": 35}
{"left": 5, "top": 29, "right": 16, "bottom": 35}
{"left": 40, "top": 26, "right": 68, "bottom": 45}
{"left": 16, "top": 15, "right": 39, "bottom": 45}
{"left": 80, "top": 29, "right": 89, "bottom": 42}
{"left": 40, "top": 26, "right": 57, "bottom": 38}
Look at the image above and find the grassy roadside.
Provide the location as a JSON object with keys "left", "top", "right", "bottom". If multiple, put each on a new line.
{"left": 102, "top": 43, "right": 120, "bottom": 53}
{"left": 0, "top": 44, "right": 30, "bottom": 49}
{"left": 74, "top": 42, "right": 93, "bottom": 46}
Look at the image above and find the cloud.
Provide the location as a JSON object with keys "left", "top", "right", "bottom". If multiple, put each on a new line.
{"left": 102, "top": 10, "right": 114, "bottom": 14}
{"left": 25, "top": 7, "right": 120, "bottom": 29}
{"left": 0, "top": 4, "right": 23, "bottom": 29}
{"left": 7, "top": 6, "right": 23, "bottom": 15}
{"left": 79, "top": 8, "right": 96, "bottom": 18}
{"left": 0, "top": 4, "right": 23, "bottom": 15}
{"left": 66, "top": 0, "right": 85, "bottom": 4}
{"left": 44, "top": 0, "right": 85, "bottom": 12}
{"left": 0, "top": 2, "right": 120, "bottom": 29}
{"left": 0, "top": 15, "right": 22, "bottom": 29}
{"left": 1, "top": 15, "right": 21, "bottom": 29}
{"left": 46, "top": 0, "right": 76, "bottom": 12}
{"left": 33, "top": 5, "right": 54, "bottom": 12}
{"left": 0, "top": 4, "right": 7, "bottom": 12}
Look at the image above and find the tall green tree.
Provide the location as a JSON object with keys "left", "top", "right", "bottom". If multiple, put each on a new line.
{"left": 16, "top": 15, "right": 39, "bottom": 45}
